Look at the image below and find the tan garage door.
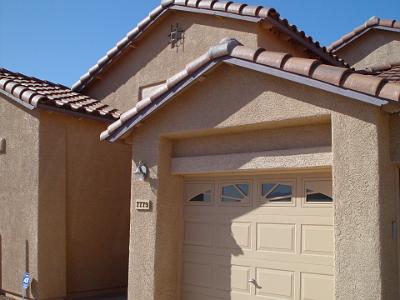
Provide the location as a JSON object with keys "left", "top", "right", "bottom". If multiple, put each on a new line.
{"left": 182, "top": 172, "right": 334, "bottom": 300}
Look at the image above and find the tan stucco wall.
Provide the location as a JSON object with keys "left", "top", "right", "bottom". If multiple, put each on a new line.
{"left": 0, "top": 97, "right": 40, "bottom": 299}
{"left": 85, "top": 10, "right": 310, "bottom": 112}
{"left": 332, "top": 105, "right": 398, "bottom": 300}
{"left": 125, "top": 64, "right": 399, "bottom": 299}
{"left": 173, "top": 123, "right": 331, "bottom": 157}
{"left": 38, "top": 112, "right": 132, "bottom": 298}
{"left": 0, "top": 99, "right": 132, "bottom": 299}
{"left": 390, "top": 114, "right": 400, "bottom": 162}
{"left": 335, "top": 29, "right": 400, "bottom": 69}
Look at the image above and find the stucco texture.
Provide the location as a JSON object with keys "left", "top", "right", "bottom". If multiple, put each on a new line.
{"left": 0, "top": 96, "right": 40, "bottom": 299}
{"left": 38, "top": 112, "right": 132, "bottom": 299}
{"left": 124, "top": 63, "right": 399, "bottom": 299}
{"left": 0, "top": 98, "right": 132, "bottom": 299}
{"left": 335, "top": 29, "right": 400, "bottom": 69}
{"left": 85, "top": 10, "right": 310, "bottom": 112}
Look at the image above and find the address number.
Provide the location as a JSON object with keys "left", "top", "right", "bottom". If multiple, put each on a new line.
{"left": 135, "top": 199, "right": 151, "bottom": 211}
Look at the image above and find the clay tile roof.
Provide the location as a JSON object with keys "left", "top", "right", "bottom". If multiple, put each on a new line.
{"left": 100, "top": 38, "right": 400, "bottom": 142}
{"left": 328, "top": 17, "right": 400, "bottom": 53}
{"left": 0, "top": 68, "right": 120, "bottom": 121}
{"left": 71, "top": 0, "right": 348, "bottom": 93}
{"left": 376, "top": 65, "right": 400, "bottom": 84}
{"left": 358, "top": 62, "right": 400, "bottom": 84}
{"left": 356, "top": 62, "right": 400, "bottom": 84}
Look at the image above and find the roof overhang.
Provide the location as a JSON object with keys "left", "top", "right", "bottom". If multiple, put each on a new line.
{"left": 103, "top": 54, "right": 399, "bottom": 143}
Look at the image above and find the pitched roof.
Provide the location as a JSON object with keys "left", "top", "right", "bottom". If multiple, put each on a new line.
{"left": 72, "top": 0, "right": 348, "bottom": 92}
{"left": 100, "top": 38, "right": 400, "bottom": 142}
{"left": 328, "top": 17, "right": 400, "bottom": 53}
{"left": 0, "top": 68, "right": 120, "bottom": 122}
{"left": 359, "top": 62, "right": 400, "bottom": 84}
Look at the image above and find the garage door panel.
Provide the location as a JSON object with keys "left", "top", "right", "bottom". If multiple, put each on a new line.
{"left": 255, "top": 268, "right": 294, "bottom": 299}
{"left": 300, "top": 273, "right": 334, "bottom": 300}
{"left": 215, "top": 222, "right": 252, "bottom": 250}
{"left": 183, "top": 261, "right": 213, "bottom": 288}
{"left": 184, "top": 221, "right": 213, "bottom": 247}
{"left": 215, "top": 264, "right": 251, "bottom": 294}
{"left": 301, "top": 225, "right": 334, "bottom": 257}
{"left": 257, "top": 223, "right": 296, "bottom": 253}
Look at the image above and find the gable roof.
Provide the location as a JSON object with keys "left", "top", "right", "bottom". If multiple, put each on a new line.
{"left": 0, "top": 68, "right": 120, "bottom": 122}
{"left": 359, "top": 62, "right": 400, "bottom": 84}
{"left": 328, "top": 17, "right": 400, "bottom": 53}
{"left": 100, "top": 38, "right": 400, "bottom": 142}
{"left": 72, "top": 0, "right": 348, "bottom": 93}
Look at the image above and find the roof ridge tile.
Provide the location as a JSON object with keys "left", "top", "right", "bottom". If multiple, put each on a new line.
{"left": 328, "top": 16, "right": 400, "bottom": 52}
{"left": 72, "top": 0, "right": 347, "bottom": 92}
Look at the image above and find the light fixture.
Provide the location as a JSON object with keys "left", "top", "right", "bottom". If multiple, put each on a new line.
{"left": 134, "top": 161, "right": 148, "bottom": 181}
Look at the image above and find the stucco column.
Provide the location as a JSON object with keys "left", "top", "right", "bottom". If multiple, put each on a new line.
{"left": 128, "top": 135, "right": 160, "bottom": 300}
{"left": 128, "top": 136, "right": 182, "bottom": 300}
{"left": 332, "top": 108, "right": 398, "bottom": 300}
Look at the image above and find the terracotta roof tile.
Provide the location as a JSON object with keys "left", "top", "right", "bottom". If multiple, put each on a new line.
{"left": 377, "top": 65, "right": 400, "bottom": 83}
{"left": 100, "top": 38, "right": 400, "bottom": 142}
{"left": 198, "top": 0, "right": 216, "bottom": 9}
{"left": 230, "top": 46, "right": 260, "bottom": 61}
{"left": 378, "top": 82, "right": 400, "bottom": 101}
{"left": 342, "top": 73, "right": 386, "bottom": 96}
{"left": 311, "top": 64, "right": 351, "bottom": 86}
{"left": 255, "top": 51, "right": 291, "bottom": 69}
{"left": 328, "top": 17, "right": 400, "bottom": 52}
{"left": 226, "top": 2, "right": 246, "bottom": 14}
{"left": 72, "top": 0, "right": 348, "bottom": 92}
{"left": 241, "top": 5, "right": 262, "bottom": 17}
{"left": 282, "top": 57, "right": 320, "bottom": 77}
{"left": 359, "top": 62, "right": 400, "bottom": 84}
{"left": 212, "top": 1, "right": 232, "bottom": 11}
{"left": 0, "top": 68, "right": 120, "bottom": 121}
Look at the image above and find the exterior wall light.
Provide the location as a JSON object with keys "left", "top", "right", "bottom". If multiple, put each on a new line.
{"left": 0, "top": 138, "right": 6, "bottom": 154}
{"left": 134, "top": 161, "right": 148, "bottom": 181}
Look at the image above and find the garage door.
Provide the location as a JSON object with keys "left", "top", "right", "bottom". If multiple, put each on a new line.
{"left": 182, "top": 172, "right": 334, "bottom": 300}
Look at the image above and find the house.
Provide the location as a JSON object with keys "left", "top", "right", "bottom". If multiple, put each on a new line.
{"left": 1, "top": 0, "right": 400, "bottom": 299}
{"left": 79, "top": 1, "right": 399, "bottom": 299}
{"left": 0, "top": 69, "right": 132, "bottom": 299}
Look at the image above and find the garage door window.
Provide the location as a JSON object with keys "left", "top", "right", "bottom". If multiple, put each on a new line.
{"left": 184, "top": 182, "right": 213, "bottom": 205}
{"left": 260, "top": 181, "right": 294, "bottom": 205}
{"left": 221, "top": 183, "right": 250, "bottom": 205}
{"left": 305, "top": 180, "right": 333, "bottom": 204}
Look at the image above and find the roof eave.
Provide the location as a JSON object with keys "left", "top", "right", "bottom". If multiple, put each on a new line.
{"left": 329, "top": 24, "right": 400, "bottom": 53}
{"left": 103, "top": 56, "right": 394, "bottom": 143}
{"left": 38, "top": 103, "right": 116, "bottom": 123}
{"left": 0, "top": 88, "right": 36, "bottom": 110}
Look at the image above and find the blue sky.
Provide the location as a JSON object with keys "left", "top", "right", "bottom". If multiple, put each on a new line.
{"left": 0, "top": 0, "right": 399, "bottom": 87}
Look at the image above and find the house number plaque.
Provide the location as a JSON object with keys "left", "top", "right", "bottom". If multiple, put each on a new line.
{"left": 135, "top": 199, "right": 151, "bottom": 211}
